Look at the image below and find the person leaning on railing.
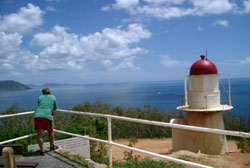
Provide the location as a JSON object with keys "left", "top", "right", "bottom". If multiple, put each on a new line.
{"left": 34, "top": 88, "right": 58, "bottom": 156}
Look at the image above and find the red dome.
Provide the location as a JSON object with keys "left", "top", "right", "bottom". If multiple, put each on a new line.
{"left": 190, "top": 55, "right": 217, "bottom": 75}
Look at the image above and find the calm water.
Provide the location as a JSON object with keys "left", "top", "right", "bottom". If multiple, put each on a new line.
{"left": 0, "top": 78, "right": 250, "bottom": 117}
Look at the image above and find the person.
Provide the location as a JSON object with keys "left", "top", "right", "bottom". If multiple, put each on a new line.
{"left": 34, "top": 88, "right": 58, "bottom": 155}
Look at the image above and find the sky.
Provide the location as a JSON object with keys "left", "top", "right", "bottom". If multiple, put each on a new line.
{"left": 0, "top": 0, "right": 250, "bottom": 84}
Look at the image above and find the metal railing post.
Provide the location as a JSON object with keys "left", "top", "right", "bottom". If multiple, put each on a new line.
{"left": 228, "top": 74, "right": 232, "bottom": 106}
{"left": 2, "top": 147, "right": 16, "bottom": 168}
{"left": 184, "top": 75, "right": 188, "bottom": 106}
{"left": 107, "top": 116, "right": 113, "bottom": 168}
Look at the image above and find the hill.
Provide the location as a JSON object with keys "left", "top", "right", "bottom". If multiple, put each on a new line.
{"left": 0, "top": 80, "right": 31, "bottom": 91}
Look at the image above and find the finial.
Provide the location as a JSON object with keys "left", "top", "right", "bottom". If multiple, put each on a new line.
{"left": 200, "top": 54, "right": 206, "bottom": 60}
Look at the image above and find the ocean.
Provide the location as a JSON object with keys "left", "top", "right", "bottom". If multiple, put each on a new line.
{"left": 0, "top": 78, "right": 250, "bottom": 118}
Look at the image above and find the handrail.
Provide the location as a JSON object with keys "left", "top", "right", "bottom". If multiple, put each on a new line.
{"left": 0, "top": 111, "right": 35, "bottom": 118}
{"left": 57, "top": 109, "right": 250, "bottom": 138}
{"left": 0, "top": 133, "right": 37, "bottom": 145}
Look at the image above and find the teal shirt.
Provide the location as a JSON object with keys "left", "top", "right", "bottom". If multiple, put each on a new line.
{"left": 35, "top": 95, "right": 57, "bottom": 121}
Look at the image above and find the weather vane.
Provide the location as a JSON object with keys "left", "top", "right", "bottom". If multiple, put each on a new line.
{"left": 206, "top": 49, "right": 208, "bottom": 60}
{"left": 206, "top": 49, "right": 207, "bottom": 60}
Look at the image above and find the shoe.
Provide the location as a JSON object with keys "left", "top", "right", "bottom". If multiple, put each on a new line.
{"left": 50, "top": 145, "right": 59, "bottom": 151}
{"left": 40, "top": 151, "right": 45, "bottom": 156}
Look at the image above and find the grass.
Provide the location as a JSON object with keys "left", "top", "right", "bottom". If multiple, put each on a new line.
{"left": 57, "top": 147, "right": 185, "bottom": 168}
{"left": 113, "top": 159, "right": 184, "bottom": 168}
{"left": 57, "top": 150, "right": 185, "bottom": 168}
{"left": 177, "top": 155, "right": 191, "bottom": 161}
{"left": 57, "top": 149, "right": 91, "bottom": 167}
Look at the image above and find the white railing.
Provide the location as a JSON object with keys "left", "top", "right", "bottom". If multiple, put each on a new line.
{"left": 1, "top": 109, "right": 250, "bottom": 168}
{"left": 57, "top": 109, "right": 250, "bottom": 138}
{"left": 0, "top": 111, "right": 35, "bottom": 118}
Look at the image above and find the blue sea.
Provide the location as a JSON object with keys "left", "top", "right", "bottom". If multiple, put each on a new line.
{"left": 0, "top": 78, "right": 250, "bottom": 118}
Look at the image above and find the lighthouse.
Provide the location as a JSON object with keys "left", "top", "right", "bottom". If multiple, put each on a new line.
{"left": 171, "top": 54, "right": 233, "bottom": 155}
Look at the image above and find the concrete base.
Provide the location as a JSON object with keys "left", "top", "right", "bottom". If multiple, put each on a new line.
{"left": 171, "top": 111, "right": 228, "bottom": 155}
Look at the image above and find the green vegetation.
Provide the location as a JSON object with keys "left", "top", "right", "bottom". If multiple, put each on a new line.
{"left": 0, "top": 104, "right": 35, "bottom": 152}
{"left": 1, "top": 102, "right": 250, "bottom": 166}
{"left": 223, "top": 112, "right": 250, "bottom": 133}
{"left": 123, "top": 138, "right": 140, "bottom": 161}
{"left": 237, "top": 138, "right": 250, "bottom": 153}
{"left": 57, "top": 149, "right": 90, "bottom": 167}
{"left": 176, "top": 155, "right": 191, "bottom": 161}
{"left": 113, "top": 159, "right": 184, "bottom": 168}
{"left": 67, "top": 101, "right": 184, "bottom": 139}
{"left": 0, "top": 80, "right": 31, "bottom": 91}
{"left": 90, "top": 141, "right": 108, "bottom": 165}
{"left": 58, "top": 149, "right": 184, "bottom": 168}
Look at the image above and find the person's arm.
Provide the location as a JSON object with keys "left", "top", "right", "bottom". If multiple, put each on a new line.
{"left": 36, "top": 97, "right": 40, "bottom": 114}
{"left": 37, "top": 97, "right": 40, "bottom": 106}
{"left": 52, "top": 98, "right": 57, "bottom": 116}
{"left": 52, "top": 110, "right": 55, "bottom": 116}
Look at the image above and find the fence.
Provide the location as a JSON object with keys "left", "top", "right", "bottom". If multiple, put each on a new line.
{"left": 1, "top": 109, "right": 250, "bottom": 168}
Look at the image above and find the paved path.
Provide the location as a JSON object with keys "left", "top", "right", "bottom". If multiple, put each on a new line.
{"left": 16, "top": 151, "right": 84, "bottom": 168}
{"left": 28, "top": 137, "right": 90, "bottom": 159}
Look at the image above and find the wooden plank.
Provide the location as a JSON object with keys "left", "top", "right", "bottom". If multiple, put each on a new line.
{"left": 0, "top": 145, "right": 24, "bottom": 156}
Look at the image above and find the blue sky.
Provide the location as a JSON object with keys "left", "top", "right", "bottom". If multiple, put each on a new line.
{"left": 0, "top": 0, "right": 250, "bottom": 84}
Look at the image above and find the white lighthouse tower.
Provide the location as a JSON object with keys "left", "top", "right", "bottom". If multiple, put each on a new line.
{"left": 171, "top": 54, "right": 233, "bottom": 155}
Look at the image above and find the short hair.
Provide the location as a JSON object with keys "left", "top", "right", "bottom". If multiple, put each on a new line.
{"left": 42, "top": 88, "right": 50, "bottom": 95}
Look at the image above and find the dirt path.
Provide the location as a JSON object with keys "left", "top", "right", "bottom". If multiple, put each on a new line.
{"left": 112, "top": 138, "right": 250, "bottom": 168}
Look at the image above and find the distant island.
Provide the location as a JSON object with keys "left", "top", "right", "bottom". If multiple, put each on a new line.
{"left": 0, "top": 80, "right": 31, "bottom": 91}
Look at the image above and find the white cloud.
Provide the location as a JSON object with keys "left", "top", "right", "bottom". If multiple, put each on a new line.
{"left": 240, "top": 57, "right": 250, "bottom": 64}
{"left": 160, "top": 55, "right": 188, "bottom": 67}
{"left": 115, "top": 0, "right": 139, "bottom": 9}
{"left": 143, "top": 0, "right": 185, "bottom": 4}
{"left": 82, "top": 24, "right": 151, "bottom": 60}
{"left": 102, "top": 0, "right": 139, "bottom": 11}
{"left": 0, "top": 3, "right": 44, "bottom": 74}
{"left": 102, "top": 0, "right": 185, "bottom": 11}
{"left": 0, "top": 63, "right": 21, "bottom": 76}
{"left": 0, "top": 3, "right": 44, "bottom": 34}
{"left": 29, "top": 24, "right": 151, "bottom": 71}
{"left": 212, "top": 20, "right": 229, "bottom": 27}
{"left": 0, "top": 63, "right": 14, "bottom": 71}
{"left": 102, "top": 0, "right": 238, "bottom": 20}
{"left": 0, "top": 32, "right": 33, "bottom": 75}
{"left": 133, "top": 6, "right": 194, "bottom": 19}
{"left": 1, "top": 21, "right": 150, "bottom": 73}
{"left": 46, "top": 6, "right": 57, "bottom": 12}
{"left": 190, "top": 0, "right": 235, "bottom": 15}
{"left": 111, "top": 56, "right": 141, "bottom": 70}
{"left": 30, "top": 32, "right": 59, "bottom": 46}
{"left": 30, "top": 25, "right": 70, "bottom": 47}
{"left": 0, "top": 32, "right": 22, "bottom": 63}
{"left": 243, "top": 0, "right": 250, "bottom": 13}
{"left": 101, "top": 59, "right": 113, "bottom": 68}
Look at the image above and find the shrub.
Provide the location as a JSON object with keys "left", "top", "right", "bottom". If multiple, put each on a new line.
{"left": 123, "top": 138, "right": 140, "bottom": 161}
{"left": 237, "top": 138, "right": 250, "bottom": 153}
